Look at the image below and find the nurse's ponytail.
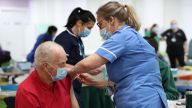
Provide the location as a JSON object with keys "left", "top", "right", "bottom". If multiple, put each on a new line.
{"left": 124, "top": 5, "right": 141, "bottom": 31}
{"left": 97, "top": 1, "right": 141, "bottom": 31}
{"left": 65, "top": 7, "right": 95, "bottom": 29}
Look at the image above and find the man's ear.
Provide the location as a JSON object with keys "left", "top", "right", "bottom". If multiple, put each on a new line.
{"left": 42, "top": 62, "right": 48, "bottom": 69}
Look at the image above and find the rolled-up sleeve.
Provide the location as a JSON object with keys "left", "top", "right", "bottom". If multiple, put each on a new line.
{"left": 96, "top": 37, "right": 125, "bottom": 63}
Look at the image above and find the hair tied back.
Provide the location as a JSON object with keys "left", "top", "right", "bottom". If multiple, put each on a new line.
{"left": 78, "top": 9, "right": 81, "bottom": 13}
{"left": 124, "top": 5, "right": 127, "bottom": 12}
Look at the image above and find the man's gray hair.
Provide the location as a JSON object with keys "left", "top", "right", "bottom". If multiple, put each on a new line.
{"left": 34, "top": 41, "right": 65, "bottom": 66}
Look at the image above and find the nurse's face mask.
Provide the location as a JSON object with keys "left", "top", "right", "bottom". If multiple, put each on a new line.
{"left": 79, "top": 20, "right": 95, "bottom": 38}
{"left": 100, "top": 27, "right": 112, "bottom": 40}
{"left": 44, "top": 63, "right": 68, "bottom": 81}
{"left": 79, "top": 27, "right": 91, "bottom": 37}
{"left": 97, "top": 18, "right": 112, "bottom": 40}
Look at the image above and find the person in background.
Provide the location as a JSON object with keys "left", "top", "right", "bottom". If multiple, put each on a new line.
{"left": 144, "top": 28, "right": 151, "bottom": 37}
{"left": 0, "top": 45, "right": 11, "bottom": 66}
{"left": 16, "top": 42, "right": 79, "bottom": 108}
{"left": 187, "top": 38, "right": 192, "bottom": 62}
{"left": 161, "top": 20, "right": 187, "bottom": 68}
{"left": 144, "top": 36, "right": 179, "bottom": 100}
{"left": 150, "top": 23, "right": 160, "bottom": 44}
{"left": 27, "top": 25, "right": 57, "bottom": 63}
{"left": 68, "top": 1, "right": 168, "bottom": 108}
{"left": 54, "top": 7, "right": 100, "bottom": 107}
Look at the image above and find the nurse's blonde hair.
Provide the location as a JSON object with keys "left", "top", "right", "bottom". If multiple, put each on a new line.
{"left": 96, "top": 1, "right": 141, "bottom": 31}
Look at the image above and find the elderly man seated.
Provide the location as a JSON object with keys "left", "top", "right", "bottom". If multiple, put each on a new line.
{"left": 15, "top": 42, "right": 79, "bottom": 108}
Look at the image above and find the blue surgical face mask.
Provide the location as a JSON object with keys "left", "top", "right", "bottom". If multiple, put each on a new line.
{"left": 46, "top": 64, "right": 68, "bottom": 81}
{"left": 171, "top": 24, "right": 177, "bottom": 30}
{"left": 52, "top": 67, "right": 68, "bottom": 81}
{"left": 80, "top": 27, "right": 91, "bottom": 37}
{"left": 100, "top": 27, "right": 112, "bottom": 40}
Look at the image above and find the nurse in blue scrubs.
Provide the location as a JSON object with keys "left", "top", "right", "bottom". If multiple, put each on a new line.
{"left": 69, "top": 1, "right": 168, "bottom": 108}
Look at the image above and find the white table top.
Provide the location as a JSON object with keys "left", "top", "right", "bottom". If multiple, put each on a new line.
{"left": 167, "top": 99, "right": 185, "bottom": 108}
{"left": 173, "top": 70, "right": 192, "bottom": 78}
{"left": 0, "top": 71, "right": 24, "bottom": 76}
{"left": 0, "top": 91, "right": 16, "bottom": 98}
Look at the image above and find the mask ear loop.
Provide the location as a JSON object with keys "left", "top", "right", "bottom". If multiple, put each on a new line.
{"left": 124, "top": 5, "right": 128, "bottom": 12}
{"left": 44, "top": 67, "right": 54, "bottom": 81}
{"left": 78, "top": 20, "right": 85, "bottom": 36}
{"left": 44, "top": 63, "right": 56, "bottom": 81}
{"left": 78, "top": 27, "right": 81, "bottom": 36}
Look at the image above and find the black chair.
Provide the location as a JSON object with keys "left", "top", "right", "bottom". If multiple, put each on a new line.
{"left": 4, "top": 97, "right": 15, "bottom": 108}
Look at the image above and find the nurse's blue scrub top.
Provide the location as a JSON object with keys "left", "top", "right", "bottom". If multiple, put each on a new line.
{"left": 96, "top": 25, "right": 168, "bottom": 108}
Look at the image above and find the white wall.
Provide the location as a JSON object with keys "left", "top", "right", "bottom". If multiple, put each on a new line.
{"left": 0, "top": 7, "right": 29, "bottom": 61}
{"left": 134, "top": 0, "right": 164, "bottom": 29}
{"left": 0, "top": 0, "right": 192, "bottom": 60}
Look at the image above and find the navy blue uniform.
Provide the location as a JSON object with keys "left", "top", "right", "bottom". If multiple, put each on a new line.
{"left": 54, "top": 28, "right": 84, "bottom": 107}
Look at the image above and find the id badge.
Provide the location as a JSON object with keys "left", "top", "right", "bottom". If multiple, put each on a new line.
{"left": 171, "top": 37, "right": 176, "bottom": 42}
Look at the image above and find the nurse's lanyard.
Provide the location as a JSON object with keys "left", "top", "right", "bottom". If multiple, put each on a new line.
{"left": 66, "top": 28, "right": 85, "bottom": 58}
{"left": 78, "top": 42, "right": 85, "bottom": 58}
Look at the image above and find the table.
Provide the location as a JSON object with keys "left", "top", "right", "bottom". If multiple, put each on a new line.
{"left": 0, "top": 71, "right": 24, "bottom": 77}
{"left": 173, "top": 70, "right": 192, "bottom": 95}
{"left": 0, "top": 91, "right": 16, "bottom": 98}
{"left": 167, "top": 99, "right": 185, "bottom": 108}
{"left": 0, "top": 71, "right": 26, "bottom": 84}
{"left": 173, "top": 70, "right": 192, "bottom": 78}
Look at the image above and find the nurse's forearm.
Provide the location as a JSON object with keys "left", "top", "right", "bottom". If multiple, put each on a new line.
{"left": 73, "top": 53, "right": 108, "bottom": 74}
{"left": 66, "top": 64, "right": 74, "bottom": 68}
